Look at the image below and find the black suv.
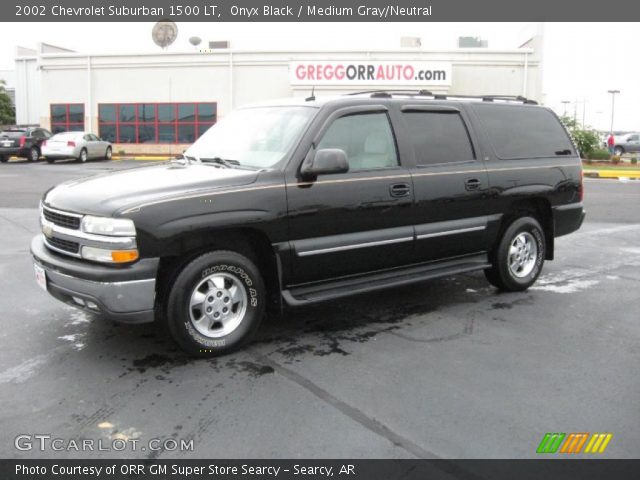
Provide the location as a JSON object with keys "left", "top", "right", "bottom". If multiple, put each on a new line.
{"left": 31, "top": 92, "right": 585, "bottom": 355}
{"left": 0, "top": 127, "right": 52, "bottom": 163}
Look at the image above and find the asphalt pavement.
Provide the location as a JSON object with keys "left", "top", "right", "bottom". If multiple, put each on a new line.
{"left": 0, "top": 159, "right": 638, "bottom": 459}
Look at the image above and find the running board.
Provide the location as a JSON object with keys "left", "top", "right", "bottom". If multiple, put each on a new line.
{"left": 282, "top": 253, "right": 490, "bottom": 306}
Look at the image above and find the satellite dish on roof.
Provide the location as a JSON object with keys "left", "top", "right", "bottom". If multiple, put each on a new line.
{"left": 189, "top": 36, "right": 202, "bottom": 47}
{"left": 152, "top": 20, "right": 178, "bottom": 49}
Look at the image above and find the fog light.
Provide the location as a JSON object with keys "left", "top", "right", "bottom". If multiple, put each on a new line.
{"left": 86, "top": 301, "right": 99, "bottom": 311}
{"left": 72, "top": 296, "right": 85, "bottom": 306}
{"left": 82, "top": 246, "right": 139, "bottom": 264}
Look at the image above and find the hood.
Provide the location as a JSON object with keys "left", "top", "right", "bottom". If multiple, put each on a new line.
{"left": 44, "top": 162, "right": 259, "bottom": 216}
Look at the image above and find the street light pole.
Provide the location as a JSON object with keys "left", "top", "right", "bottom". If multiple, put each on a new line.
{"left": 561, "top": 100, "right": 570, "bottom": 117}
{"left": 607, "top": 89, "right": 620, "bottom": 134}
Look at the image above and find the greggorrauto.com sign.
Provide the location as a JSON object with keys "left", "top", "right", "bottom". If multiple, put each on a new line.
{"left": 290, "top": 61, "right": 452, "bottom": 86}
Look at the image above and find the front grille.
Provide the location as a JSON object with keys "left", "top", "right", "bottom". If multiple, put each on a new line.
{"left": 43, "top": 207, "right": 81, "bottom": 230}
{"left": 46, "top": 236, "right": 80, "bottom": 254}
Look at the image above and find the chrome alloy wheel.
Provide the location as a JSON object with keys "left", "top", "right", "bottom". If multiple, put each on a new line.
{"left": 188, "top": 273, "right": 248, "bottom": 338}
{"left": 508, "top": 232, "right": 538, "bottom": 278}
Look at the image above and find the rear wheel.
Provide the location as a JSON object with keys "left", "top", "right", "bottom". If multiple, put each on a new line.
{"left": 28, "top": 147, "right": 39, "bottom": 162}
{"left": 78, "top": 148, "right": 88, "bottom": 163}
{"left": 614, "top": 146, "right": 624, "bottom": 156}
{"left": 104, "top": 147, "right": 112, "bottom": 161}
{"left": 0, "top": 155, "right": 7, "bottom": 163}
{"left": 484, "top": 216, "right": 545, "bottom": 292}
{"left": 46, "top": 158, "right": 55, "bottom": 164}
{"left": 164, "top": 250, "right": 266, "bottom": 356}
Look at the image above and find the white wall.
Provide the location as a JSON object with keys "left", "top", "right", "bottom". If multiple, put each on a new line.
{"left": 14, "top": 58, "right": 39, "bottom": 125}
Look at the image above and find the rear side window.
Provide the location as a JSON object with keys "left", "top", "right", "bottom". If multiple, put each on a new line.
{"left": 472, "top": 104, "right": 574, "bottom": 159}
{"left": 402, "top": 112, "right": 475, "bottom": 166}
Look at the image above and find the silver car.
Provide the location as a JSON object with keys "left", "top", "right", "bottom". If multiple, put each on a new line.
{"left": 613, "top": 133, "right": 640, "bottom": 156}
{"left": 42, "top": 132, "right": 112, "bottom": 163}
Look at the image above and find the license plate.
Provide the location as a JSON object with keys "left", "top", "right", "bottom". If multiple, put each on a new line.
{"left": 1, "top": 141, "right": 12, "bottom": 147}
{"left": 34, "top": 264, "right": 47, "bottom": 291}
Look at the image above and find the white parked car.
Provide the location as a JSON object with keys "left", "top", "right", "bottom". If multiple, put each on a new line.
{"left": 42, "top": 132, "right": 112, "bottom": 163}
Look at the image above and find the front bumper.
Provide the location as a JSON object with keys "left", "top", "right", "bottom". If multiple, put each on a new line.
{"left": 31, "top": 235, "right": 159, "bottom": 323}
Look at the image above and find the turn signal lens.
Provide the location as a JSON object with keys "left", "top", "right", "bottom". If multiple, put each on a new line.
{"left": 111, "top": 250, "right": 139, "bottom": 263}
{"left": 82, "top": 246, "right": 139, "bottom": 264}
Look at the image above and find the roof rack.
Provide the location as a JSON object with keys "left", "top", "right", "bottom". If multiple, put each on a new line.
{"left": 346, "top": 90, "right": 537, "bottom": 105}
{"left": 347, "top": 89, "right": 434, "bottom": 98}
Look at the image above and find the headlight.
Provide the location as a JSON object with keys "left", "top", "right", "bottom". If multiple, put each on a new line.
{"left": 81, "top": 216, "right": 136, "bottom": 236}
{"left": 82, "top": 246, "right": 139, "bottom": 264}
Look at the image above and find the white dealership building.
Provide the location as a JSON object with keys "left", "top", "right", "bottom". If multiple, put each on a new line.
{"left": 13, "top": 35, "right": 543, "bottom": 154}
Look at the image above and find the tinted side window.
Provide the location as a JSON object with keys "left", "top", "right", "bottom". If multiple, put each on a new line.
{"left": 317, "top": 113, "right": 398, "bottom": 171}
{"left": 403, "top": 112, "right": 475, "bottom": 165}
{"left": 472, "top": 104, "right": 574, "bottom": 159}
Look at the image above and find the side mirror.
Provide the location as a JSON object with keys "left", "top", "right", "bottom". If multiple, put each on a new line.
{"left": 301, "top": 148, "right": 349, "bottom": 180}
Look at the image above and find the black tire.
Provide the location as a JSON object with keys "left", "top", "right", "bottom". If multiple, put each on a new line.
{"left": 28, "top": 147, "right": 39, "bottom": 162}
{"left": 78, "top": 148, "right": 88, "bottom": 163}
{"left": 0, "top": 155, "right": 7, "bottom": 163}
{"left": 164, "top": 250, "right": 266, "bottom": 356}
{"left": 484, "top": 216, "right": 545, "bottom": 292}
{"left": 46, "top": 158, "right": 55, "bottom": 164}
{"left": 104, "top": 147, "right": 112, "bottom": 161}
{"left": 614, "top": 146, "right": 624, "bottom": 156}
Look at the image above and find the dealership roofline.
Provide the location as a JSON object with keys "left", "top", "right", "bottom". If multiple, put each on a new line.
{"left": 15, "top": 45, "right": 535, "bottom": 61}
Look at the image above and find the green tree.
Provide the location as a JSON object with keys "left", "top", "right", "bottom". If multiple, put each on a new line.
{"left": 559, "top": 115, "right": 600, "bottom": 159}
{"left": 0, "top": 79, "right": 16, "bottom": 126}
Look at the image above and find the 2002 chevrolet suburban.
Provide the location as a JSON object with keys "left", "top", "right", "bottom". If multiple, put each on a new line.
{"left": 31, "top": 91, "right": 585, "bottom": 356}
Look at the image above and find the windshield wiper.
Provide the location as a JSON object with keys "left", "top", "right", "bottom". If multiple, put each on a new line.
{"left": 200, "top": 157, "right": 240, "bottom": 168}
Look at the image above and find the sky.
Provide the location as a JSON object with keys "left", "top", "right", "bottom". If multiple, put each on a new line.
{"left": 0, "top": 22, "right": 637, "bottom": 131}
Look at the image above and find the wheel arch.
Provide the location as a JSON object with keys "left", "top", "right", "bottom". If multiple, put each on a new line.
{"left": 155, "top": 227, "right": 282, "bottom": 316}
{"left": 499, "top": 197, "right": 554, "bottom": 261}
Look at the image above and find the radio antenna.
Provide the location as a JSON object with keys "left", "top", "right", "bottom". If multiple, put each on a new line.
{"left": 305, "top": 86, "right": 316, "bottom": 102}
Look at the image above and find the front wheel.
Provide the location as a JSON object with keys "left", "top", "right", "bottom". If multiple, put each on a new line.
{"left": 164, "top": 250, "right": 266, "bottom": 356}
{"left": 484, "top": 216, "right": 545, "bottom": 292}
{"left": 78, "top": 148, "right": 88, "bottom": 163}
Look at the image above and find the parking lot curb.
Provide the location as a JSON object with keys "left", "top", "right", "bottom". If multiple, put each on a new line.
{"left": 583, "top": 169, "right": 640, "bottom": 180}
{"left": 112, "top": 156, "right": 171, "bottom": 161}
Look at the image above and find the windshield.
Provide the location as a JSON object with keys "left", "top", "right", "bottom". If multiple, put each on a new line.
{"left": 184, "top": 106, "right": 316, "bottom": 169}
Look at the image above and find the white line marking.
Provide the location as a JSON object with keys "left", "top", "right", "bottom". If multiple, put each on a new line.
{"left": 0, "top": 355, "right": 49, "bottom": 384}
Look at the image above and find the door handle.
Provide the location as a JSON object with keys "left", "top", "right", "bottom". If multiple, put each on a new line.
{"left": 464, "top": 178, "right": 481, "bottom": 191}
{"left": 389, "top": 183, "right": 411, "bottom": 198}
